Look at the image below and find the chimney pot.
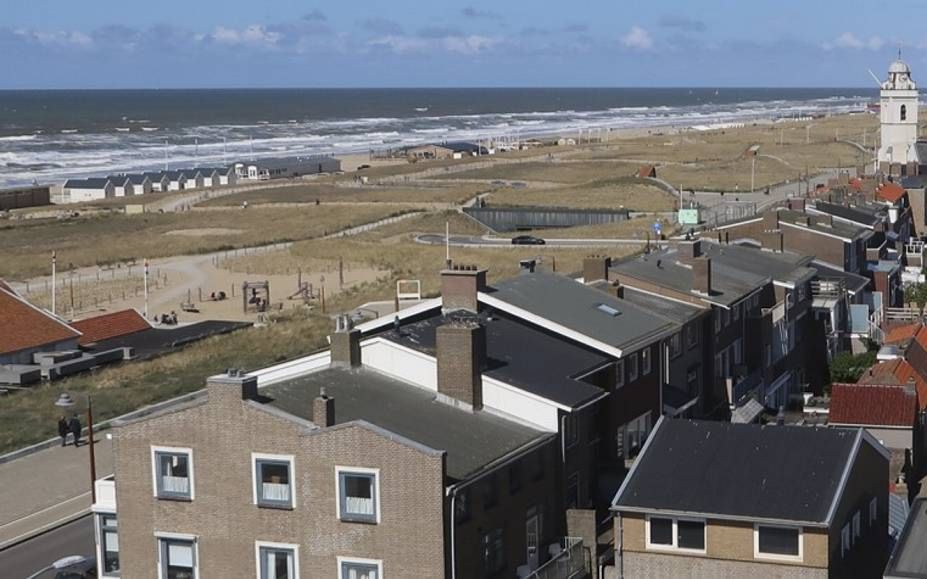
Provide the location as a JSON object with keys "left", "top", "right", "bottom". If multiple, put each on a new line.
{"left": 441, "top": 266, "right": 487, "bottom": 312}
{"left": 313, "top": 390, "right": 335, "bottom": 427}
{"left": 330, "top": 324, "right": 362, "bottom": 368}
{"left": 207, "top": 372, "right": 259, "bottom": 404}
{"left": 693, "top": 256, "right": 712, "bottom": 295}
{"left": 678, "top": 239, "right": 702, "bottom": 262}
{"left": 436, "top": 320, "right": 485, "bottom": 410}
{"left": 583, "top": 256, "right": 612, "bottom": 284}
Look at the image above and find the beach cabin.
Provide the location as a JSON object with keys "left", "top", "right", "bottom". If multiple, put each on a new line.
{"left": 445, "top": 141, "right": 493, "bottom": 158}
{"left": 142, "top": 172, "right": 169, "bottom": 192}
{"left": 125, "top": 174, "right": 152, "bottom": 196}
{"left": 193, "top": 168, "right": 219, "bottom": 188}
{"left": 184, "top": 169, "right": 205, "bottom": 190}
{"left": 63, "top": 178, "right": 114, "bottom": 203}
{"left": 237, "top": 156, "right": 342, "bottom": 180}
{"left": 163, "top": 171, "right": 187, "bottom": 191}
{"left": 215, "top": 166, "right": 237, "bottom": 186}
{"left": 107, "top": 175, "right": 132, "bottom": 197}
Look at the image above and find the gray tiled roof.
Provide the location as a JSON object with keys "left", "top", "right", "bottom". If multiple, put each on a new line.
{"left": 262, "top": 366, "right": 549, "bottom": 482}
{"left": 885, "top": 497, "right": 927, "bottom": 578}
{"left": 702, "top": 242, "right": 816, "bottom": 287}
{"left": 64, "top": 178, "right": 111, "bottom": 188}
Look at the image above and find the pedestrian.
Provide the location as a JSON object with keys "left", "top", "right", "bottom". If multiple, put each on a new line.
{"left": 68, "top": 414, "right": 82, "bottom": 448}
{"left": 57, "top": 416, "right": 69, "bottom": 447}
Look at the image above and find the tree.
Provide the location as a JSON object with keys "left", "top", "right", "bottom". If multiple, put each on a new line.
{"left": 828, "top": 351, "right": 877, "bottom": 384}
{"left": 905, "top": 282, "right": 927, "bottom": 314}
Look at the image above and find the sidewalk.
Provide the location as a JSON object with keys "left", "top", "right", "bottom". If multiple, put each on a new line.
{"left": 0, "top": 437, "right": 113, "bottom": 550}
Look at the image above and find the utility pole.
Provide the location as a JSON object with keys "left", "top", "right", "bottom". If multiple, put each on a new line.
{"left": 445, "top": 221, "right": 451, "bottom": 268}
{"left": 143, "top": 258, "right": 149, "bottom": 319}
{"left": 751, "top": 156, "right": 756, "bottom": 193}
{"left": 51, "top": 251, "right": 56, "bottom": 316}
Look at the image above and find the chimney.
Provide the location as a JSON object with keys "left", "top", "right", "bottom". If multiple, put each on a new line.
{"left": 678, "top": 239, "right": 703, "bottom": 263}
{"left": 692, "top": 257, "right": 712, "bottom": 295}
{"left": 441, "top": 265, "right": 487, "bottom": 313}
{"left": 330, "top": 315, "right": 361, "bottom": 368}
{"left": 519, "top": 258, "right": 537, "bottom": 274}
{"left": 787, "top": 198, "right": 806, "bottom": 212}
{"left": 762, "top": 210, "right": 780, "bottom": 231}
{"left": 583, "top": 255, "right": 611, "bottom": 283}
{"left": 436, "top": 320, "right": 485, "bottom": 410}
{"left": 313, "top": 387, "right": 335, "bottom": 427}
{"left": 207, "top": 369, "right": 259, "bottom": 405}
{"left": 614, "top": 284, "right": 625, "bottom": 299}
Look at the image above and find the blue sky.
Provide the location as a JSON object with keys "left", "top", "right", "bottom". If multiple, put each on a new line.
{"left": 3, "top": 0, "right": 926, "bottom": 88}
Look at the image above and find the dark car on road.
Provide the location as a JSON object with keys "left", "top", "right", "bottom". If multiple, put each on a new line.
{"left": 511, "top": 235, "right": 546, "bottom": 245}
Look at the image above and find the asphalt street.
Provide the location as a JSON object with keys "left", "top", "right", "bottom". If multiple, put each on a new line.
{"left": 0, "top": 516, "right": 95, "bottom": 579}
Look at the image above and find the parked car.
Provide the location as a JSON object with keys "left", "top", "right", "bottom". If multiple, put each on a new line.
{"left": 511, "top": 235, "right": 546, "bottom": 245}
{"left": 54, "top": 557, "right": 97, "bottom": 579}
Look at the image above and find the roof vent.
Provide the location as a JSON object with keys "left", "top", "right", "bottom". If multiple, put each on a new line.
{"left": 596, "top": 303, "right": 621, "bottom": 317}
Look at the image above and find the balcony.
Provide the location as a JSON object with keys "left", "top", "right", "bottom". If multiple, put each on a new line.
{"left": 522, "top": 537, "right": 590, "bottom": 579}
{"left": 93, "top": 475, "right": 117, "bottom": 513}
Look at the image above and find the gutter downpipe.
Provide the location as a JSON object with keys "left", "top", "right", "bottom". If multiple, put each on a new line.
{"left": 617, "top": 512, "right": 624, "bottom": 579}
{"left": 449, "top": 489, "right": 457, "bottom": 579}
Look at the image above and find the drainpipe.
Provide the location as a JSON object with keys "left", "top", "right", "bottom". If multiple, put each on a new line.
{"left": 616, "top": 512, "right": 624, "bottom": 579}
{"left": 449, "top": 488, "right": 458, "bottom": 579}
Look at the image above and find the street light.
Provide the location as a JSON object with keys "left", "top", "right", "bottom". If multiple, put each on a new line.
{"left": 55, "top": 392, "right": 97, "bottom": 503}
{"left": 25, "top": 554, "right": 90, "bottom": 579}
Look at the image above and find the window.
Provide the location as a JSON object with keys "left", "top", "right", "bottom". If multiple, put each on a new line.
{"left": 338, "top": 558, "right": 382, "bottom": 579}
{"left": 642, "top": 348, "right": 652, "bottom": 376}
{"left": 852, "top": 511, "right": 861, "bottom": 540}
{"left": 733, "top": 339, "right": 743, "bottom": 366}
{"left": 98, "top": 514, "right": 119, "bottom": 576}
{"left": 646, "top": 516, "right": 705, "bottom": 553}
{"left": 686, "top": 324, "right": 699, "bottom": 349}
{"left": 151, "top": 447, "right": 193, "bottom": 501}
{"left": 902, "top": 104, "right": 908, "bottom": 121}
{"left": 628, "top": 354, "right": 639, "bottom": 382}
{"left": 482, "top": 473, "right": 498, "bottom": 509}
{"left": 624, "top": 412, "right": 652, "bottom": 457}
{"left": 714, "top": 310, "right": 722, "bottom": 334}
{"left": 755, "top": 525, "right": 802, "bottom": 561}
{"left": 256, "top": 542, "right": 298, "bottom": 579}
{"left": 615, "top": 360, "right": 625, "bottom": 388}
{"left": 669, "top": 333, "right": 683, "bottom": 359}
{"left": 158, "top": 536, "right": 197, "bottom": 579}
{"left": 455, "top": 489, "right": 470, "bottom": 523}
{"left": 841, "top": 524, "right": 850, "bottom": 557}
{"left": 567, "top": 472, "right": 580, "bottom": 508}
{"left": 337, "top": 467, "right": 380, "bottom": 524}
{"left": 481, "top": 528, "right": 505, "bottom": 574}
{"left": 253, "top": 454, "right": 294, "bottom": 509}
{"left": 869, "top": 498, "right": 877, "bottom": 526}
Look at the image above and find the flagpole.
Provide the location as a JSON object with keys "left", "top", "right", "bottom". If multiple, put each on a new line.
{"left": 143, "top": 259, "right": 150, "bottom": 319}
{"left": 51, "top": 251, "right": 57, "bottom": 316}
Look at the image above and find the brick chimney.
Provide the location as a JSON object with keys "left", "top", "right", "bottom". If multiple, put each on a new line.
{"left": 330, "top": 315, "right": 361, "bottom": 368}
{"left": 614, "top": 284, "right": 625, "bottom": 299}
{"left": 436, "top": 320, "right": 485, "bottom": 410}
{"left": 583, "top": 255, "right": 611, "bottom": 283}
{"left": 692, "top": 257, "right": 712, "bottom": 295}
{"left": 677, "top": 239, "right": 703, "bottom": 263}
{"left": 441, "top": 265, "right": 487, "bottom": 313}
{"left": 313, "top": 387, "right": 335, "bottom": 427}
{"left": 207, "top": 369, "right": 258, "bottom": 405}
{"left": 787, "top": 198, "right": 806, "bottom": 212}
{"left": 762, "top": 210, "right": 780, "bottom": 231}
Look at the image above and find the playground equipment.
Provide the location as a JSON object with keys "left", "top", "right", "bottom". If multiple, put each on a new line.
{"left": 243, "top": 281, "right": 270, "bottom": 314}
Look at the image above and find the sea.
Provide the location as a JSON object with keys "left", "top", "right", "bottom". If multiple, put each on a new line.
{"left": 0, "top": 88, "right": 879, "bottom": 189}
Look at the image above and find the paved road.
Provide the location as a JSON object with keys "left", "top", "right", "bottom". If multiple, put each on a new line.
{"left": 417, "top": 234, "right": 662, "bottom": 249}
{"left": 0, "top": 516, "right": 94, "bottom": 579}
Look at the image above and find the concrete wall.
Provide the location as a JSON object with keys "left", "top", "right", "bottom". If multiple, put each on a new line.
{"left": 464, "top": 206, "right": 631, "bottom": 232}
{"left": 0, "top": 186, "right": 51, "bottom": 210}
{"left": 0, "top": 337, "right": 80, "bottom": 366}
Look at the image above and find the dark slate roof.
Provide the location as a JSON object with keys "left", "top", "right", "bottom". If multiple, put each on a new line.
{"left": 444, "top": 141, "right": 489, "bottom": 154}
{"left": 885, "top": 498, "right": 927, "bottom": 578}
{"left": 163, "top": 171, "right": 186, "bottom": 180}
{"left": 64, "top": 178, "right": 111, "bottom": 188}
{"left": 125, "top": 174, "right": 149, "bottom": 185}
{"left": 380, "top": 309, "right": 609, "bottom": 408}
{"left": 901, "top": 175, "right": 927, "bottom": 189}
{"left": 487, "top": 271, "right": 677, "bottom": 353}
{"left": 612, "top": 419, "right": 863, "bottom": 525}
{"left": 778, "top": 209, "right": 868, "bottom": 240}
{"left": 86, "top": 321, "right": 250, "bottom": 361}
{"left": 611, "top": 247, "right": 766, "bottom": 307}
{"left": 192, "top": 167, "right": 219, "bottom": 175}
{"left": 618, "top": 286, "right": 704, "bottom": 324}
{"left": 262, "top": 366, "right": 549, "bottom": 482}
{"left": 810, "top": 261, "right": 870, "bottom": 294}
{"left": 812, "top": 201, "right": 883, "bottom": 227}
{"left": 702, "top": 242, "right": 815, "bottom": 287}
{"left": 142, "top": 172, "right": 168, "bottom": 181}
{"left": 106, "top": 175, "right": 131, "bottom": 185}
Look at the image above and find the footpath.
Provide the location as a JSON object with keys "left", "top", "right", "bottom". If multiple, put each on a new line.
{"left": 0, "top": 437, "right": 113, "bottom": 550}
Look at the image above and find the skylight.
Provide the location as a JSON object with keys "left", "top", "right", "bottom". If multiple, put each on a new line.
{"left": 596, "top": 303, "right": 621, "bottom": 317}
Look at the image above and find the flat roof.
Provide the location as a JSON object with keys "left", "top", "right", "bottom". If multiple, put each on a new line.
{"left": 779, "top": 209, "right": 868, "bottom": 240}
{"left": 617, "top": 286, "right": 704, "bottom": 324}
{"left": 262, "top": 366, "right": 549, "bottom": 482}
{"left": 810, "top": 261, "right": 870, "bottom": 294}
{"left": 612, "top": 419, "right": 862, "bottom": 525}
{"left": 702, "top": 242, "right": 816, "bottom": 287}
{"left": 87, "top": 321, "right": 250, "bottom": 361}
{"left": 487, "top": 271, "right": 678, "bottom": 352}
{"left": 813, "top": 201, "right": 883, "bottom": 227}
{"left": 885, "top": 498, "right": 927, "bottom": 578}
{"left": 379, "top": 309, "right": 609, "bottom": 408}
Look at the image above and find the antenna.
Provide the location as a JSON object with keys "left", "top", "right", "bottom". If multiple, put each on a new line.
{"left": 867, "top": 69, "right": 882, "bottom": 88}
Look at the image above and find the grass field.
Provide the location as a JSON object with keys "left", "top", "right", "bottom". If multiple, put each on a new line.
{"left": 199, "top": 182, "right": 486, "bottom": 207}
{"left": 486, "top": 179, "right": 675, "bottom": 211}
{"left": 433, "top": 160, "right": 643, "bottom": 184}
{"left": 0, "top": 204, "right": 408, "bottom": 280}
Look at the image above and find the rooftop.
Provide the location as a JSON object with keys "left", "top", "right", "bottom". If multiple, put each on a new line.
{"left": 262, "top": 366, "right": 549, "bottom": 482}
{"left": 617, "top": 286, "right": 704, "bottom": 325}
{"left": 0, "top": 287, "right": 81, "bottom": 356}
{"left": 702, "top": 242, "right": 815, "bottom": 287}
{"left": 612, "top": 418, "right": 867, "bottom": 525}
{"left": 809, "top": 261, "right": 870, "bottom": 295}
{"left": 812, "top": 201, "right": 883, "bottom": 227}
{"left": 71, "top": 309, "right": 151, "bottom": 346}
{"left": 829, "top": 383, "right": 916, "bottom": 427}
{"left": 64, "top": 178, "right": 111, "bottom": 189}
{"left": 380, "top": 309, "right": 609, "bottom": 408}
{"left": 486, "top": 271, "right": 677, "bottom": 354}
{"left": 86, "top": 320, "right": 250, "bottom": 361}
{"left": 885, "top": 498, "right": 927, "bottom": 578}
{"left": 777, "top": 209, "right": 869, "bottom": 241}
{"left": 860, "top": 357, "right": 927, "bottom": 412}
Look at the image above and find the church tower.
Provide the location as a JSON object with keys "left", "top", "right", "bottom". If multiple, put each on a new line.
{"left": 878, "top": 54, "right": 919, "bottom": 175}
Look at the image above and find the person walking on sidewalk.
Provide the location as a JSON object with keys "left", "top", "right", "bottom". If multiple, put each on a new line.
{"left": 57, "top": 416, "right": 69, "bottom": 447}
{"left": 68, "top": 414, "right": 82, "bottom": 448}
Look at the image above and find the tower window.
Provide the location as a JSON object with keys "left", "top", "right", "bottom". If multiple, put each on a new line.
{"left": 901, "top": 105, "right": 907, "bottom": 121}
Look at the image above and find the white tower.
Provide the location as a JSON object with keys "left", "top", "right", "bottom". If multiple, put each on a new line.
{"left": 878, "top": 54, "right": 919, "bottom": 172}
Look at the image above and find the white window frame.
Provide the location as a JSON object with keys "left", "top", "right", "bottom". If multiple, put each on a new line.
{"left": 669, "top": 333, "right": 683, "bottom": 359}
{"left": 252, "top": 452, "right": 296, "bottom": 509}
{"left": 96, "top": 513, "right": 120, "bottom": 578}
{"left": 151, "top": 445, "right": 195, "bottom": 500}
{"left": 628, "top": 353, "right": 639, "bottom": 382}
{"left": 255, "top": 541, "right": 300, "bottom": 579}
{"left": 852, "top": 511, "right": 861, "bottom": 540}
{"left": 753, "top": 523, "right": 803, "bottom": 562}
{"left": 644, "top": 514, "right": 707, "bottom": 554}
{"left": 336, "top": 556, "right": 383, "bottom": 579}
{"left": 686, "top": 324, "right": 698, "bottom": 349}
{"left": 642, "top": 347, "right": 652, "bottom": 376}
{"left": 335, "top": 466, "right": 382, "bottom": 524}
{"left": 869, "top": 498, "right": 877, "bottom": 526}
{"left": 841, "top": 524, "right": 850, "bottom": 557}
{"left": 155, "top": 532, "right": 199, "bottom": 579}
{"left": 615, "top": 360, "right": 625, "bottom": 388}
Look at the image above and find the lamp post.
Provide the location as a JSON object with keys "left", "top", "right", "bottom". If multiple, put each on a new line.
{"left": 55, "top": 392, "right": 96, "bottom": 503}
{"left": 25, "top": 555, "right": 90, "bottom": 579}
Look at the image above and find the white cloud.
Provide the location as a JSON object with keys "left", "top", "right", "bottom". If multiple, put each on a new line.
{"left": 823, "top": 32, "right": 884, "bottom": 51}
{"left": 369, "top": 33, "right": 499, "bottom": 55}
{"left": 368, "top": 35, "right": 430, "bottom": 54}
{"left": 211, "top": 25, "right": 281, "bottom": 48}
{"left": 442, "top": 35, "right": 498, "bottom": 55}
{"left": 621, "top": 26, "right": 653, "bottom": 50}
{"left": 16, "top": 28, "right": 93, "bottom": 48}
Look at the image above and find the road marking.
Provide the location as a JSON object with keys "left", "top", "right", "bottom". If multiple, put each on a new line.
{"left": 0, "top": 509, "right": 91, "bottom": 552}
{"left": 0, "top": 492, "right": 90, "bottom": 531}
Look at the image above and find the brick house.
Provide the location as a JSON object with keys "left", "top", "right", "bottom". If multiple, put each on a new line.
{"left": 610, "top": 418, "right": 891, "bottom": 579}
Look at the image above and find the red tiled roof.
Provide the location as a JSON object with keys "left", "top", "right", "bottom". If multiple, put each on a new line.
{"left": 884, "top": 323, "right": 920, "bottom": 345}
{"left": 830, "top": 383, "right": 916, "bottom": 427}
{"left": 0, "top": 279, "right": 13, "bottom": 294}
{"left": 71, "top": 309, "right": 150, "bottom": 346}
{"left": 878, "top": 182, "right": 905, "bottom": 203}
{"left": 0, "top": 287, "right": 81, "bottom": 356}
{"left": 860, "top": 358, "right": 927, "bottom": 411}
{"left": 849, "top": 178, "right": 863, "bottom": 192}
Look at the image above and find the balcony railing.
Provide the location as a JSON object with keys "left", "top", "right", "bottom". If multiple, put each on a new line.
{"left": 93, "top": 475, "right": 117, "bottom": 512}
{"left": 525, "top": 537, "right": 589, "bottom": 579}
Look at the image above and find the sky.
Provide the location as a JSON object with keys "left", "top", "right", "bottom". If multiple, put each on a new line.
{"left": 3, "top": 0, "right": 927, "bottom": 89}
